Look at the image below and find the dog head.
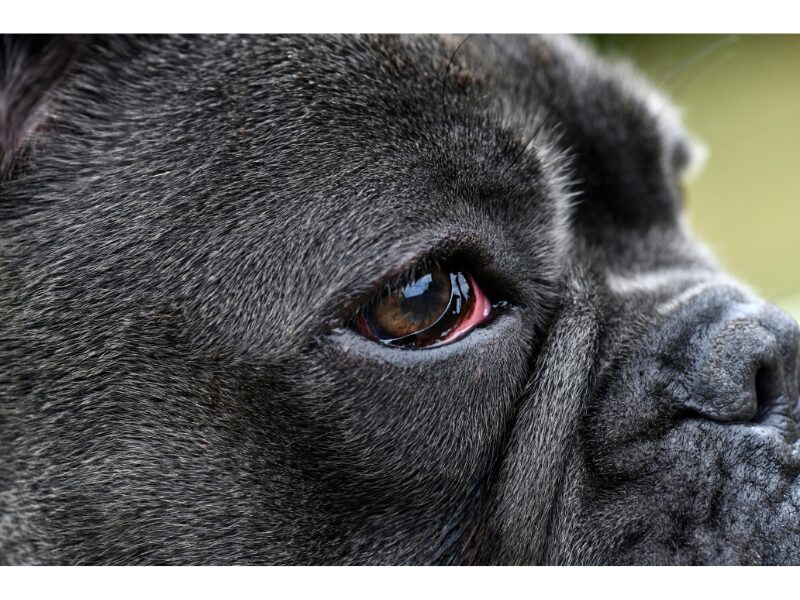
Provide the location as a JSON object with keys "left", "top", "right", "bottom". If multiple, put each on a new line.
{"left": 1, "top": 34, "right": 798, "bottom": 565}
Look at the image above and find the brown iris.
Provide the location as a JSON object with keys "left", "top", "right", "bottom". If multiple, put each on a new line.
{"left": 354, "top": 266, "right": 493, "bottom": 349}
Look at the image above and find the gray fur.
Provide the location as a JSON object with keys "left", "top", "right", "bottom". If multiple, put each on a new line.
{"left": 0, "top": 34, "right": 798, "bottom": 565}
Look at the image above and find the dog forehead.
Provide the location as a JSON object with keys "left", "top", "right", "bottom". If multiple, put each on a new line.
{"left": 9, "top": 34, "right": 696, "bottom": 354}
{"left": 52, "top": 34, "right": 692, "bottom": 232}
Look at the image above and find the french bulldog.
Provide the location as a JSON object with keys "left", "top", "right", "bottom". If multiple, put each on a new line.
{"left": 1, "top": 34, "right": 799, "bottom": 565}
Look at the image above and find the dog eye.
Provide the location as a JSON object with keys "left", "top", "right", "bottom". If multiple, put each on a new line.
{"left": 354, "top": 267, "right": 495, "bottom": 349}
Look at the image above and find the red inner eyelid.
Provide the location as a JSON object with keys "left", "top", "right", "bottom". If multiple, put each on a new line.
{"left": 425, "top": 272, "right": 492, "bottom": 348}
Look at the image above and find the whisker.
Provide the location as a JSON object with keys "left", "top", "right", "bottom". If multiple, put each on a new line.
{"left": 671, "top": 50, "right": 736, "bottom": 101}
{"left": 440, "top": 34, "right": 473, "bottom": 147}
{"left": 660, "top": 35, "right": 739, "bottom": 94}
{"left": 497, "top": 112, "right": 553, "bottom": 183}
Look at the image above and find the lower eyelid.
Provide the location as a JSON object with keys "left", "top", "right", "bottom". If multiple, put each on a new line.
{"left": 330, "top": 308, "right": 521, "bottom": 365}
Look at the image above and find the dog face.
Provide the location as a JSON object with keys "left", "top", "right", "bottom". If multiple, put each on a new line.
{"left": 1, "top": 34, "right": 799, "bottom": 565}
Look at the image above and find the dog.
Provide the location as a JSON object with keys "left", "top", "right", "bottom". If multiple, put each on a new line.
{"left": 1, "top": 34, "right": 799, "bottom": 565}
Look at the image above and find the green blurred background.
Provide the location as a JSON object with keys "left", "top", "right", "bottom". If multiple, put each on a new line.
{"left": 588, "top": 35, "right": 800, "bottom": 320}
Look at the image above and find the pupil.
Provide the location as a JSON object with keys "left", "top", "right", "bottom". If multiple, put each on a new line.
{"left": 397, "top": 270, "right": 449, "bottom": 325}
{"left": 370, "top": 269, "right": 453, "bottom": 340}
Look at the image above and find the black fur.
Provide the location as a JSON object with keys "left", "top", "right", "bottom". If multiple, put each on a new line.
{"left": 1, "top": 34, "right": 798, "bottom": 565}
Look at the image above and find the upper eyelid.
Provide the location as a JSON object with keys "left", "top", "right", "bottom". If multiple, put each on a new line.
{"left": 318, "top": 236, "right": 480, "bottom": 332}
{"left": 316, "top": 228, "right": 519, "bottom": 335}
{"left": 351, "top": 254, "right": 454, "bottom": 323}
{"left": 315, "top": 218, "right": 538, "bottom": 343}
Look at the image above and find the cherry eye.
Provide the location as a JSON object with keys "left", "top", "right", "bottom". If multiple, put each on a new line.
{"left": 354, "top": 266, "right": 495, "bottom": 349}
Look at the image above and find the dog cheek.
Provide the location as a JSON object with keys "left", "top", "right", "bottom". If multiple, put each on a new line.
{"left": 283, "top": 321, "right": 531, "bottom": 562}
{"left": 485, "top": 280, "right": 599, "bottom": 564}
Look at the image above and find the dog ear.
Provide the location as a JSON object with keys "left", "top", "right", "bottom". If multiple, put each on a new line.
{"left": 0, "top": 34, "right": 86, "bottom": 178}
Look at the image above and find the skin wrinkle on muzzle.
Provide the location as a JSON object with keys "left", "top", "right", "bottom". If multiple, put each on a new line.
{"left": 1, "top": 34, "right": 799, "bottom": 565}
{"left": 488, "top": 272, "right": 599, "bottom": 564}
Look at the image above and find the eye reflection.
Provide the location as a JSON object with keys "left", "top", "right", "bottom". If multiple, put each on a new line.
{"left": 403, "top": 273, "right": 434, "bottom": 298}
{"left": 354, "top": 266, "right": 495, "bottom": 349}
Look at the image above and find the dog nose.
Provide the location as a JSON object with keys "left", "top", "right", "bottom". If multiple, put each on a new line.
{"left": 687, "top": 302, "right": 800, "bottom": 430}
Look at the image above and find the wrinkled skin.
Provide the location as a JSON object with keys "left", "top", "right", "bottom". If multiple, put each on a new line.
{"left": 0, "top": 34, "right": 798, "bottom": 565}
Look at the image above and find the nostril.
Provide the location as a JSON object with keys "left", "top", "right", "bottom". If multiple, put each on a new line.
{"left": 688, "top": 301, "right": 800, "bottom": 428}
{"left": 753, "top": 362, "right": 785, "bottom": 423}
